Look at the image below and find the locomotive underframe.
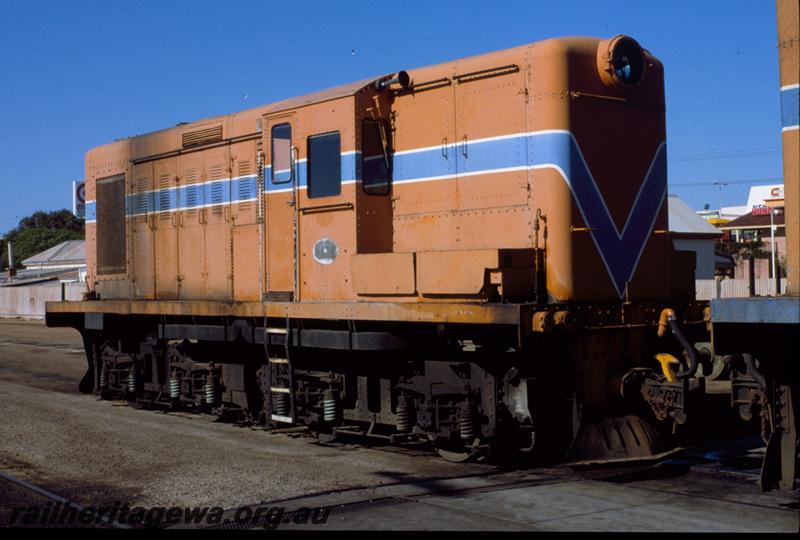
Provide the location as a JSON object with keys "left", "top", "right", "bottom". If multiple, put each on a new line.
{"left": 710, "top": 297, "right": 800, "bottom": 491}
{"left": 47, "top": 298, "right": 711, "bottom": 461}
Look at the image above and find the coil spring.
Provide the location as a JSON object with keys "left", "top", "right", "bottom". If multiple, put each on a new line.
{"left": 323, "top": 389, "right": 338, "bottom": 423}
{"left": 204, "top": 377, "right": 218, "bottom": 406}
{"left": 458, "top": 400, "right": 476, "bottom": 440}
{"left": 169, "top": 375, "right": 180, "bottom": 399}
{"left": 127, "top": 368, "right": 137, "bottom": 394}
{"left": 99, "top": 364, "right": 108, "bottom": 389}
{"left": 396, "top": 394, "right": 411, "bottom": 433}
{"left": 273, "top": 392, "right": 289, "bottom": 416}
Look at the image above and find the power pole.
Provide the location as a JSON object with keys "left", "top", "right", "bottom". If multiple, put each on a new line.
{"left": 713, "top": 181, "right": 728, "bottom": 217}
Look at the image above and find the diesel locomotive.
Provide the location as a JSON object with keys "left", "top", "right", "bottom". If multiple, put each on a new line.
{"left": 48, "top": 35, "right": 719, "bottom": 462}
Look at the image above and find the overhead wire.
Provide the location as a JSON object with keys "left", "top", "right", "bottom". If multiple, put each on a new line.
{"left": 668, "top": 146, "right": 781, "bottom": 163}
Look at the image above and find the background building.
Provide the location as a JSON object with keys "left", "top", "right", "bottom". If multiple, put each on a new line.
{"left": 0, "top": 240, "right": 86, "bottom": 318}
{"left": 668, "top": 195, "right": 722, "bottom": 280}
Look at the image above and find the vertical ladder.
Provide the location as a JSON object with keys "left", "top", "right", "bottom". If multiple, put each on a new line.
{"left": 265, "top": 317, "right": 295, "bottom": 425}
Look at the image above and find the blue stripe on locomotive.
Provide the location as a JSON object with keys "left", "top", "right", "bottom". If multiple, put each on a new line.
{"left": 781, "top": 85, "right": 799, "bottom": 130}
{"left": 86, "top": 132, "right": 666, "bottom": 296}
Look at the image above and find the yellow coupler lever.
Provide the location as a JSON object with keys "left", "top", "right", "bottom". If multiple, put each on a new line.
{"left": 657, "top": 308, "right": 676, "bottom": 337}
{"left": 656, "top": 307, "right": 684, "bottom": 381}
{"left": 654, "top": 353, "right": 680, "bottom": 382}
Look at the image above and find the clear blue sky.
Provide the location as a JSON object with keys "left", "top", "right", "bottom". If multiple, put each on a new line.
{"left": 0, "top": 0, "right": 784, "bottom": 235}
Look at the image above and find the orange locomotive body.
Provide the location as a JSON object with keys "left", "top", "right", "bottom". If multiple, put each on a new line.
{"left": 48, "top": 36, "right": 709, "bottom": 461}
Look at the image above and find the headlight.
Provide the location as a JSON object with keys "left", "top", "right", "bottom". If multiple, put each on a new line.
{"left": 597, "top": 35, "right": 646, "bottom": 87}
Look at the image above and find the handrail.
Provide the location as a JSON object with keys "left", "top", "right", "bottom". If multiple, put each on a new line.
{"left": 299, "top": 202, "right": 354, "bottom": 215}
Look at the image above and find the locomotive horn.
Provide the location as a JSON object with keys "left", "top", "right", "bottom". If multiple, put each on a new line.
{"left": 374, "top": 70, "right": 411, "bottom": 90}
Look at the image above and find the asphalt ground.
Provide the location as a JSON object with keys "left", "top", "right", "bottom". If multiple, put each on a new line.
{"left": 0, "top": 318, "right": 797, "bottom": 531}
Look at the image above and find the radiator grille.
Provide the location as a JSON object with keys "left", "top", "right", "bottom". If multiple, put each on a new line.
{"left": 182, "top": 126, "right": 223, "bottom": 148}
{"left": 96, "top": 174, "right": 127, "bottom": 275}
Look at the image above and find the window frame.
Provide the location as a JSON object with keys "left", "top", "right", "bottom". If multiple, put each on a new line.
{"left": 360, "top": 118, "right": 393, "bottom": 196}
{"left": 306, "top": 131, "right": 342, "bottom": 199}
{"left": 270, "top": 123, "right": 293, "bottom": 185}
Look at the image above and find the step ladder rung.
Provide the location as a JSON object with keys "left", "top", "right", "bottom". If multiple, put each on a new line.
{"left": 271, "top": 414, "right": 293, "bottom": 424}
{"left": 266, "top": 327, "right": 288, "bottom": 334}
{"left": 270, "top": 386, "right": 291, "bottom": 394}
{"left": 269, "top": 358, "right": 289, "bottom": 364}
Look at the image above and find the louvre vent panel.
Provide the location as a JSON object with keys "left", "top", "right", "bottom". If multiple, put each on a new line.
{"left": 159, "top": 190, "right": 171, "bottom": 214}
{"left": 238, "top": 177, "right": 255, "bottom": 209}
{"left": 134, "top": 177, "right": 151, "bottom": 221}
{"left": 184, "top": 168, "right": 200, "bottom": 215}
{"left": 182, "top": 126, "right": 223, "bottom": 148}
{"left": 208, "top": 161, "right": 227, "bottom": 214}
{"left": 238, "top": 161, "right": 254, "bottom": 209}
{"left": 210, "top": 182, "right": 224, "bottom": 204}
{"left": 96, "top": 174, "right": 127, "bottom": 275}
{"left": 158, "top": 173, "right": 172, "bottom": 218}
{"left": 186, "top": 185, "right": 200, "bottom": 208}
{"left": 184, "top": 168, "right": 199, "bottom": 185}
{"left": 209, "top": 164, "right": 225, "bottom": 180}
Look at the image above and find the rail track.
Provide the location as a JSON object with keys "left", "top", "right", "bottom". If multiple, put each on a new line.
{"left": 1, "top": 323, "right": 796, "bottom": 531}
{"left": 0, "top": 471, "right": 128, "bottom": 529}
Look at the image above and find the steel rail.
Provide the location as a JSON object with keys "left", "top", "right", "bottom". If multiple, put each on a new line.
{"left": 0, "top": 470, "right": 130, "bottom": 529}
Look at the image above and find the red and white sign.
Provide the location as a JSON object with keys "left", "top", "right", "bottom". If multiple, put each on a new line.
{"left": 72, "top": 180, "right": 86, "bottom": 219}
{"left": 752, "top": 204, "right": 784, "bottom": 216}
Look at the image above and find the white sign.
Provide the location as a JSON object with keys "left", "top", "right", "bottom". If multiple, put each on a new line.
{"left": 767, "top": 186, "right": 784, "bottom": 199}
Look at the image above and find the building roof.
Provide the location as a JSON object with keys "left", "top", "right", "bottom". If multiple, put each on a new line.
{"left": 668, "top": 196, "right": 722, "bottom": 237}
{"left": 0, "top": 267, "right": 82, "bottom": 287}
{"left": 21, "top": 240, "right": 85, "bottom": 267}
{"left": 720, "top": 211, "right": 786, "bottom": 230}
{"left": 719, "top": 205, "right": 750, "bottom": 220}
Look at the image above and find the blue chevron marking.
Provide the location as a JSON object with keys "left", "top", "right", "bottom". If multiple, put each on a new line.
{"left": 527, "top": 130, "right": 667, "bottom": 297}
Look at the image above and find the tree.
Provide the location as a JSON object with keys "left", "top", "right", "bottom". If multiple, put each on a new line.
{"left": 716, "top": 236, "right": 765, "bottom": 263}
{"left": 1, "top": 210, "right": 84, "bottom": 270}
{"left": 17, "top": 210, "right": 84, "bottom": 232}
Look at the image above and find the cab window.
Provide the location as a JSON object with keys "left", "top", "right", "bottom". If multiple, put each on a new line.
{"left": 307, "top": 132, "right": 341, "bottom": 198}
{"left": 361, "top": 119, "right": 392, "bottom": 195}
{"left": 271, "top": 123, "right": 292, "bottom": 184}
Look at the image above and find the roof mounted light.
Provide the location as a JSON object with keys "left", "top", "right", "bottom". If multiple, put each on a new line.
{"left": 597, "top": 35, "right": 646, "bottom": 87}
